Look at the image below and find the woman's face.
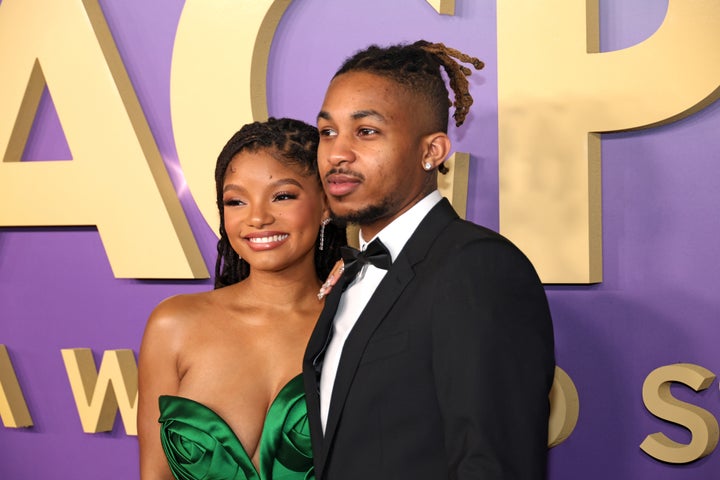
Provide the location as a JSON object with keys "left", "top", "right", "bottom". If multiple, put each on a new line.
{"left": 222, "top": 148, "right": 327, "bottom": 275}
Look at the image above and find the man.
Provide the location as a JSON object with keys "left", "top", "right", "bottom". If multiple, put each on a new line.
{"left": 303, "top": 40, "right": 555, "bottom": 479}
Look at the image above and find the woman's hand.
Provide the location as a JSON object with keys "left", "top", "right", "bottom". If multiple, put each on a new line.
{"left": 317, "top": 260, "right": 345, "bottom": 300}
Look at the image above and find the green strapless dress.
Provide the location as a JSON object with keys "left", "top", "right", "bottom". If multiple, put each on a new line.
{"left": 158, "top": 374, "right": 314, "bottom": 480}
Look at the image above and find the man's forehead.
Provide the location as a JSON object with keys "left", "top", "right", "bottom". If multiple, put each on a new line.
{"left": 320, "top": 75, "right": 416, "bottom": 119}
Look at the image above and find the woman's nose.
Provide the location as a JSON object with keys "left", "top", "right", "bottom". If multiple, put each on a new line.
{"left": 246, "top": 203, "right": 274, "bottom": 228}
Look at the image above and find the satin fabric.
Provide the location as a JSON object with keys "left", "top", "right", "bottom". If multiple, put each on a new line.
{"left": 158, "top": 374, "right": 314, "bottom": 480}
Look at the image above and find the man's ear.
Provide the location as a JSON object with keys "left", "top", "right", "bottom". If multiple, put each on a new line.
{"left": 421, "top": 132, "right": 452, "bottom": 170}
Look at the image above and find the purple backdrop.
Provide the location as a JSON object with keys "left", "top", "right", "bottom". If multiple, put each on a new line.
{"left": 2, "top": 0, "right": 719, "bottom": 478}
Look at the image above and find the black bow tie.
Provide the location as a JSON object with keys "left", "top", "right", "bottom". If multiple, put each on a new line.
{"left": 340, "top": 238, "right": 392, "bottom": 281}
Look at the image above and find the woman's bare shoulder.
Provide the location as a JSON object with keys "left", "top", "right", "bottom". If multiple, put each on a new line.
{"left": 146, "top": 284, "right": 254, "bottom": 332}
{"left": 144, "top": 290, "right": 222, "bottom": 336}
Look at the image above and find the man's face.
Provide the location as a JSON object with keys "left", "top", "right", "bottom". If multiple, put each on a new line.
{"left": 316, "top": 71, "right": 435, "bottom": 239}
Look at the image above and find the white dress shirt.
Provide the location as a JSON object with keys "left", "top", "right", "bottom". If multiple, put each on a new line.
{"left": 319, "top": 190, "right": 443, "bottom": 431}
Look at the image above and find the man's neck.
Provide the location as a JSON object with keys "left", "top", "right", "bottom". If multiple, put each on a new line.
{"left": 358, "top": 190, "right": 443, "bottom": 256}
{"left": 359, "top": 188, "right": 438, "bottom": 242}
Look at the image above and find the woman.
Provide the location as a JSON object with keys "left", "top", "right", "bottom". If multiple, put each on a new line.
{"left": 138, "top": 118, "right": 345, "bottom": 480}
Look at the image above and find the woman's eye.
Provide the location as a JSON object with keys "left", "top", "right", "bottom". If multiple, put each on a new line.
{"left": 274, "top": 192, "right": 298, "bottom": 201}
{"left": 223, "top": 198, "right": 245, "bottom": 207}
{"left": 319, "top": 127, "right": 337, "bottom": 137}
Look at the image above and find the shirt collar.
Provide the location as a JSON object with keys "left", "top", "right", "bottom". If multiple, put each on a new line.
{"left": 358, "top": 190, "right": 442, "bottom": 261}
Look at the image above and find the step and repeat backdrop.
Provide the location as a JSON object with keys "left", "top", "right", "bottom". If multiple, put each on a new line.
{"left": 1, "top": 0, "right": 719, "bottom": 478}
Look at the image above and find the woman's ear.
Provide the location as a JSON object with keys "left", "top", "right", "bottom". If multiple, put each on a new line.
{"left": 320, "top": 193, "right": 331, "bottom": 222}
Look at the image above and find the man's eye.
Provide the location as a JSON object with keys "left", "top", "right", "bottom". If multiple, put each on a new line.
{"left": 319, "top": 128, "right": 337, "bottom": 137}
{"left": 358, "top": 128, "right": 377, "bottom": 136}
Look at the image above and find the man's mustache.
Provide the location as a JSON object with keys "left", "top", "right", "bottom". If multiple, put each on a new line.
{"left": 324, "top": 168, "right": 365, "bottom": 182}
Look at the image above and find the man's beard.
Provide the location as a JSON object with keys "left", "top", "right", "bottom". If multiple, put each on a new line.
{"left": 330, "top": 197, "right": 393, "bottom": 227}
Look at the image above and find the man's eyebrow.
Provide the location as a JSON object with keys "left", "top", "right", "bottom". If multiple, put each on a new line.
{"left": 352, "top": 109, "right": 385, "bottom": 122}
{"left": 317, "top": 110, "right": 386, "bottom": 122}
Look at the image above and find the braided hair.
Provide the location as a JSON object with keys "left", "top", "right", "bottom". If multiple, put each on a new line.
{"left": 335, "top": 40, "right": 484, "bottom": 173}
{"left": 213, "top": 117, "right": 347, "bottom": 289}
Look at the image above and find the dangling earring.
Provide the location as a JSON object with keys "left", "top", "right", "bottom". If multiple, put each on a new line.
{"left": 319, "top": 218, "right": 331, "bottom": 251}
{"left": 424, "top": 162, "right": 433, "bottom": 171}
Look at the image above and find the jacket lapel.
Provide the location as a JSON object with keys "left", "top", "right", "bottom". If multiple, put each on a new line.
{"left": 302, "top": 283, "right": 344, "bottom": 470}
{"left": 320, "top": 254, "right": 414, "bottom": 455}
{"left": 319, "top": 198, "right": 459, "bottom": 463}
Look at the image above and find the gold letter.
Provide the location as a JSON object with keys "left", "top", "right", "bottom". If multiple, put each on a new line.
{"left": 171, "top": 0, "right": 292, "bottom": 233}
{"left": 425, "top": 0, "right": 455, "bottom": 15}
{"left": 548, "top": 366, "right": 579, "bottom": 447}
{"left": 0, "top": 0, "right": 207, "bottom": 279}
{"left": 61, "top": 348, "right": 138, "bottom": 436}
{"left": 438, "top": 152, "right": 470, "bottom": 219}
{"left": 640, "top": 363, "right": 719, "bottom": 463}
{"left": 498, "top": 1, "right": 720, "bottom": 283}
{"left": 0, "top": 345, "right": 33, "bottom": 428}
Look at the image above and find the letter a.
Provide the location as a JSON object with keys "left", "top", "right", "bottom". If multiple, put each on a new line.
{"left": 0, "top": 0, "right": 207, "bottom": 278}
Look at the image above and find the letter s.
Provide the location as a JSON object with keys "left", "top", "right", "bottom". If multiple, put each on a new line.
{"left": 640, "top": 363, "right": 719, "bottom": 463}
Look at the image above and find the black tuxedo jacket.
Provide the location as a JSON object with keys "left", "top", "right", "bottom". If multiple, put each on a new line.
{"left": 303, "top": 199, "right": 555, "bottom": 479}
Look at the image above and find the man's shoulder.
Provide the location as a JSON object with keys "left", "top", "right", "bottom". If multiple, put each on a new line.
{"left": 441, "top": 217, "right": 514, "bottom": 248}
{"left": 428, "top": 217, "right": 539, "bottom": 272}
{"left": 423, "top": 198, "right": 509, "bottom": 244}
{"left": 406, "top": 200, "right": 532, "bottom": 267}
